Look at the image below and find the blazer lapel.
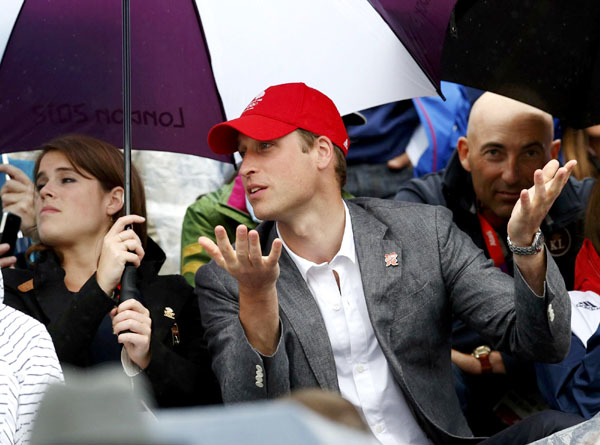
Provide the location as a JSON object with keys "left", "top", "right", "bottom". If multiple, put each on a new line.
{"left": 264, "top": 227, "right": 339, "bottom": 392}
{"left": 347, "top": 201, "right": 403, "bottom": 343}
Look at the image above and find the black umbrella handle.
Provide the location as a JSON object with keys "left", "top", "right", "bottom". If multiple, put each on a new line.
{"left": 119, "top": 263, "right": 140, "bottom": 303}
{"left": 117, "top": 263, "right": 139, "bottom": 335}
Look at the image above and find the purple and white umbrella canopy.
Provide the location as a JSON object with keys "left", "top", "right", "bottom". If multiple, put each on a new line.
{"left": 0, "top": 0, "right": 455, "bottom": 158}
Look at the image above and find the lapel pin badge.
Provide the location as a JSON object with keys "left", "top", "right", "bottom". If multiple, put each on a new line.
{"left": 385, "top": 252, "right": 398, "bottom": 267}
{"left": 171, "top": 323, "right": 180, "bottom": 346}
{"left": 164, "top": 307, "right": 175, "bottom": 319}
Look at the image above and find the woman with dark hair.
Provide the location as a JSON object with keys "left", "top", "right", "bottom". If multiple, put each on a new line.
{"left": 561, "top": 125, "right": 600, "bottom": 180}
{"left": 536, "top": 180, "right": 600, "bottom": 418}
{"left": 1, "top": 134, "right": 220, "bottom": 407}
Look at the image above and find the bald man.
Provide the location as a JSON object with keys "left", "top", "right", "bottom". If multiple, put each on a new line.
{"left": 395, "top": 92, "right": 595, "bottom": 435}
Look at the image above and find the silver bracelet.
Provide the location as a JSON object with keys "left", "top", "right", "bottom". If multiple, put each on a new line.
{"left": 506, "top": 229, "right": 544, "bottom": 255}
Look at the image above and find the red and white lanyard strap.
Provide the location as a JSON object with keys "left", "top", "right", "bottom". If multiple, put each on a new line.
{"left": 477, "top": 213, "right": 509, "bottom": 274}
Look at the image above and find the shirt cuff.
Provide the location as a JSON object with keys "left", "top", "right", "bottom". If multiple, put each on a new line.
{"left": 120, "top": 347, "right": 142, "bottom": 377}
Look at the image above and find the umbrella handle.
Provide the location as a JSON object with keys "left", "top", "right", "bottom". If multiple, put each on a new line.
{"left": 116, "top": 264, "right": 139, "bottom": 335}
{"left": 119, "top": 263, "right": 140, "bottom": 303}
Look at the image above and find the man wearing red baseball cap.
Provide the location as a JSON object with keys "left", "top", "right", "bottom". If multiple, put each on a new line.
{"left": 196, "top": 83, "right": 580, "bottom": 444}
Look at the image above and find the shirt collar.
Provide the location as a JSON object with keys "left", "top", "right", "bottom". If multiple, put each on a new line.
{"left": 277, "top": 201, "right": 356, "bottom": 281}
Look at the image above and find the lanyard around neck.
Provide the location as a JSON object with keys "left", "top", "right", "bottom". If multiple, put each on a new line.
{"left": 477, "top": 213, "right": 509, "bottom": 274}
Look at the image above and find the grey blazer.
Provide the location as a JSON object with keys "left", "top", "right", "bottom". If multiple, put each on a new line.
{"left": 196, "top": 198, "right": 571, "bottom": 445}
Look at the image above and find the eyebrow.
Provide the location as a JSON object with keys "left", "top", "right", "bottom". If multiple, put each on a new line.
{"left": 35, "top": 166, "right": 78, "bottom": 181}
{"left": 479, "top": 142, "right": 505, "bottom": 152}
{"left": 519, "top": 142, "right": 545, "bottom": 150}
{"left": 479, "top": 141, "right": 545, "bottom": 152}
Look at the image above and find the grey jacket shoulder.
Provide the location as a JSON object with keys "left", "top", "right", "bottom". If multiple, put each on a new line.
{"left": 347, "top": 196, "right": 453, "bottom": 226}
{"left": 349, "top": 195, "right": 447, "bottom": 211}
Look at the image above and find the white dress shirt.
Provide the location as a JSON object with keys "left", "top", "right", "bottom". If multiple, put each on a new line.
{"left": 278, "top": 203, "right": 431, "bottom": 445}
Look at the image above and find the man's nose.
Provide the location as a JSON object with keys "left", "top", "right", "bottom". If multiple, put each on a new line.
{"left": 239, "top": 154, "right": 257, "bottom": 178}
{"left": 501, "top": 157, "right": 520, "bottom": 185}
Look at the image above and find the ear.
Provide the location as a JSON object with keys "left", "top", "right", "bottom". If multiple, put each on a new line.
{"left": 315, "top": 136, "right": 335, "bottom": 171}
{"left": 456, "top": 136, "right": 472, "bottom": 173}
{"left": 550, "top": 139, "right": 561, "bottom": 160}
{"left": 105, "top": 186, "right": 124, "bottom": 217}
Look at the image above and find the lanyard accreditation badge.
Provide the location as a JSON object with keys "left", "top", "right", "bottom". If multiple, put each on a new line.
{"left": 477, "top": 213, "right": 509, "bottom": 274}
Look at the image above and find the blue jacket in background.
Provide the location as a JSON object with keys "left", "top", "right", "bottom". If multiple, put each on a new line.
{"left": 346, "top": 82, "right": 471, "bottom": 177}
{"left": 536, "top": 330, "right": 600, "bottom": 419}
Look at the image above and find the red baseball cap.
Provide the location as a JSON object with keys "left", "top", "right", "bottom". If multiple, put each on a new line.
{"left": 207, "top": 83, "right": 350, "bottom": 156}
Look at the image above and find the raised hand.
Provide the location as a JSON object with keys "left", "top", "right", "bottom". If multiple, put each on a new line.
{"left": 111, "top": 299, "right": 152, "bottom": 369}
{"left": 199, "top": 224, "right": 282, "bottom": 294}
{"left": 507, "top": 159, "right": 577, "bottom": 295}
{"left": 96, "top": 214, "right": 145, "bottom": 296}
{"left": 0, "top": 164, "right": 36, "bottom": 239}
{"left": 507, "top": 159, "right": 577, "bottom": 245}
{"left": 198, "top": 224, "right": 282, "bottom": 354}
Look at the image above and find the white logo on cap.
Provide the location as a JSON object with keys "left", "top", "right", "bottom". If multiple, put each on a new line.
{"left": 244, "top": 90, "right": 266, "bottom": 112}
{"left": 343, "top": 139, "right": 349, "bottom": 149}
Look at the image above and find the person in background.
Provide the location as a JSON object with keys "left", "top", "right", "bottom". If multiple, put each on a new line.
{"left": 536, "top": 180, "right": 600, "bottom": 418}
{"left": 0, "top": 269, "right": 63, "bottom": 445}
{"left": 344, "top": 81, "right": 470, "bottom": 198}
{"left": 395, "top": 92, "right": 595, "bottom": 434}
{"left": 0, "top": 160, "right": 37, "bottom": 269}
{"left": 561, "top": 125, "right": 600, "bottom": 180}
{"left": 395, "top": 93, "right": 594, "bottom": 290}
{"left": 1, "top": 134, "right": 220, "bottom": 407}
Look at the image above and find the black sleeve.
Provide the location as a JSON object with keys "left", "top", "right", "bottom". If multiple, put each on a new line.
{"left": 46, "top": 273, "right": 115, "bottom": 366}
{"left": 141, "top": 275, "right": 222, "bottom": 407}
{"left": 2, "top": 268, "right": 115, "bottom": 367}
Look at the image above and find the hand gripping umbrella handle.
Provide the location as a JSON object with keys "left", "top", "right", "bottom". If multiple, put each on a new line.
{"left": 119, "top": 263, "right": 140, "bottom": 303}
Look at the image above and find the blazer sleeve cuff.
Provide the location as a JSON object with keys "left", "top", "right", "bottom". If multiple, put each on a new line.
{"left": 514, "top": 251, "right": 571, "bottom": 361}
{"left": 217, "top": 319, "right": 289, "bottom": 402}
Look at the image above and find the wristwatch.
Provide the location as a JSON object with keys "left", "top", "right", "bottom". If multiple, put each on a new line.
{"left": 507, "top": 229, "right": 544, "bottom": 255}
{"left": 472, "top": 345, "right": 492, "bottom": 374}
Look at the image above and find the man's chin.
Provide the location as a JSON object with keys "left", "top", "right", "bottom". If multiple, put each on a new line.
{"left": 491, "top": 206, "right": 514, "bottom": 224}
{"left": 251, "top": 208, "right": 270, "bottom": 222}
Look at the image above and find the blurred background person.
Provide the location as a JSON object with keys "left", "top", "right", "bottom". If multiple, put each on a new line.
{"left": 0, "top": 268, "right": 63, "bottom": 445}
{"left": 0, "top": 159, "right": 37, "bottom": 268}
{"left": 344, "top": 81, "right": 471, "bottom": 198}
{"left": 561, "top": 125, "right": 600, "bottom": 180}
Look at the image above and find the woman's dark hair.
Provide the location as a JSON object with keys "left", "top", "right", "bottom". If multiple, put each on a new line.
{"left": 33, "top": 134, "right": 147, "bottom": 247}
{"left": 562, "top": 128, "right": 600, "bottom": 180}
